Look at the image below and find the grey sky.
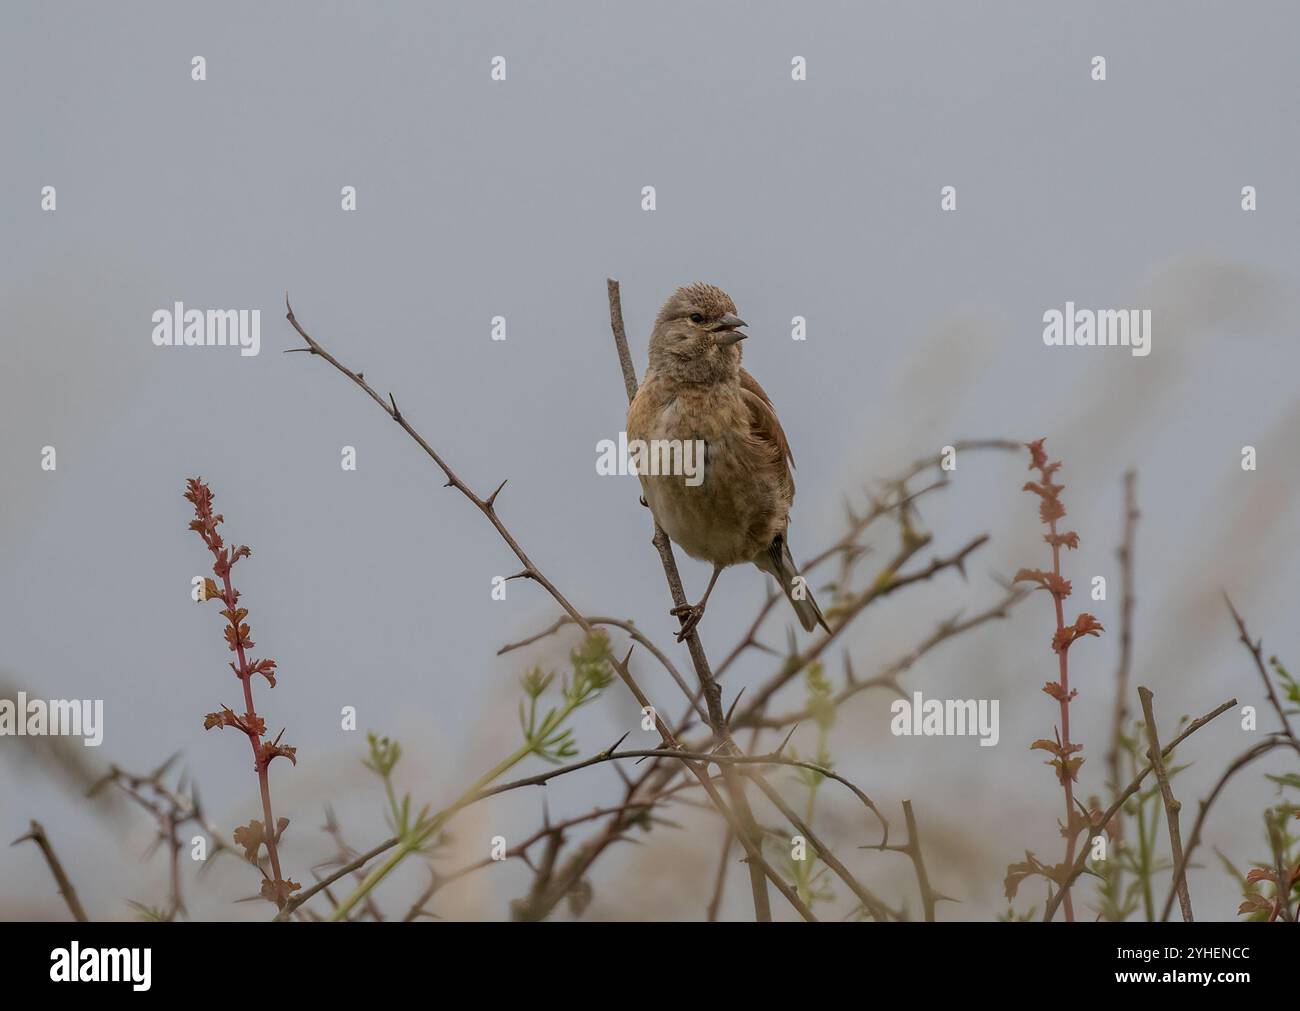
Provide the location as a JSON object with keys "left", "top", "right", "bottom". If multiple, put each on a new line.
{"left": 2, "top": 1, "right": 1297, "bottom": 920}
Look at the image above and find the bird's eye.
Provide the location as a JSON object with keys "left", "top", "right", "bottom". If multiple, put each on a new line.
{"left": 689, "top": 313, "right": 704, "bottom": 324}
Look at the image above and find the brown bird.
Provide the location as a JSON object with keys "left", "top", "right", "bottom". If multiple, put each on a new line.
{"left": 627, "top": 282, "right": 830, "bottom": 641}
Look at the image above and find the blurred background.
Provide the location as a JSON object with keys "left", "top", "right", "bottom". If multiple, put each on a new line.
{"left": 1, "top": 0, "right": 1297, "bottom": 921}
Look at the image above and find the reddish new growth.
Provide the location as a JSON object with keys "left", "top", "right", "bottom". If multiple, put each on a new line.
{"left": 1012, "top": 439, "right": 1103, "bottom": 922}
{"left": 185, "top": 478, "right": 300, "bottom": 909}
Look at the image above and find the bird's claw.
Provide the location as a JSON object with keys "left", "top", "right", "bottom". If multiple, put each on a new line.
{"left": 671, "top": 602, "right": 706, "bottom": 641}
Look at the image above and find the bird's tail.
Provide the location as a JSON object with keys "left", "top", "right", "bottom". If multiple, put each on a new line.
{"left": 757, "top": 534, "right": 830, "bottom": 635}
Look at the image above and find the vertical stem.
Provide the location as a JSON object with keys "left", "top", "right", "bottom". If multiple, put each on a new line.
{"left": 1049, "top": 521, "right": 1076, "bottom": 922}
{"left": 1106, "top": 472, "right": 1138, "bottom": 796}
{"left": 1137, "top": 686, "right": 1193, "bottom": 922}
{"left": 223, "top": 569, "right": 284, "bottom": 889}
{"left": 901, "top": 800, "right": 938, "bottom": 923}
{"left": 17, "top": 821, "right": 89, "bottom": 922}
{"left": 1133, "top": 771, "right": 1155, "bottom": 921}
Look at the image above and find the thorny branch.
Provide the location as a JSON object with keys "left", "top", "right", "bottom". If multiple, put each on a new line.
{"left": 1224, "top": 596, "right": 1300, "bottom": 756}
{"left": 285, "top": 294, "right": 819, "bottom": 921}
{"left": 1137, "top": 686, "right": 1193, "bottom": 921}
{"left": 877, "top": 801, "right": 946, "bottom": 922}
{"left": 87, "top": 758, "right": 234, "bottom": 920}
{"left": 12, "top": 820, "right": 89, "bottom": 922}
{"left": 1043, "top": 696, "right": 1237, "bottom": 921}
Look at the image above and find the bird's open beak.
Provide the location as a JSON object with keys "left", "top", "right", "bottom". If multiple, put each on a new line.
{"left": 711, "top": 313, "right": 748, "bottom": 345}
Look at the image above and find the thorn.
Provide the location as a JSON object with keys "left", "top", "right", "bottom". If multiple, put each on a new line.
{"left": 541, "top": 797, "right": 551, "bottom": 830}
{"left": 842, "top": 650, "right": 857, "bottom": 685}
{"left": 485, "top": 479, "right": 508, "bottom": 510}
{"left": 505, "top": 569, "right": 534, "bottom": 582}
{"left": 639, "top": 495, "right": 648, "bottom": 508}
{"left": 775, "top": 723, "right": 800, "bottom": 756}
{"left": 621, "top": 645, "right": 635, "bottom": 668}
{"left": 388, "top": 393, "right": 401, "bottom": 420}
{"left": 444, "top": 479, "right": 455, "bottom": 488}
{"left": 151, "top": 752, "right": 181, "bottom": 781}
{"left": 751, "top": 639, "right": 780, "bottom": 657}
{"left": 724, "top": 687, "right": 746, "bottom": 726}
{"left": 606, "top": 731, "right": 631, "bottom": 755}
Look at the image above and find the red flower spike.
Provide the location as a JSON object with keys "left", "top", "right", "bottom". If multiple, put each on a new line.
{"left": 1006, "top": 439, "right": 1103, "bottom": 923}
{"left": 185, "top": 477, "right": 294, "bottom": 908}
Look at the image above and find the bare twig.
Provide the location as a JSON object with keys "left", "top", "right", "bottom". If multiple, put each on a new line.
{"left": 1137, "top": 686, "right": 1192, "bottom": 921}
{"left": 480, "top": 747, "right": 886, "bottom": 835}
{"left": 878, "top": 800, "right": 944, "bottom": 922}
{"left": 705, "top": 831, "right": 733, "bottom": 922}
{"left": 13, "top": 820, "right": 89, "bottom": 922}
{"left": 1224, "top": 596, "right": 1300, "bottom": 754}
{"left": 1106, "top": 471, "right": 1138, "bottom": 797}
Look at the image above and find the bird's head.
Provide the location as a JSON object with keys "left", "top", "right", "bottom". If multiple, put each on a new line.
{"left": 647, "top": 282, "right": 748, "bottom": 382}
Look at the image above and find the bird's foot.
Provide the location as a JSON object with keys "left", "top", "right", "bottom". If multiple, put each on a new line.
{"left": 670, "top": 601, "right": 707, "bottom": 641}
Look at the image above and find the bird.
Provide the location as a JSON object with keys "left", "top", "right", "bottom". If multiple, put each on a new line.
{"left": 627, "top": 282, "right": 830, "bottom": 641}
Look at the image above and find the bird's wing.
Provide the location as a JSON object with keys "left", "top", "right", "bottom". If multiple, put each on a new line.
{"left": 739, "top": 367, "right": 795, "bottom": 470}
